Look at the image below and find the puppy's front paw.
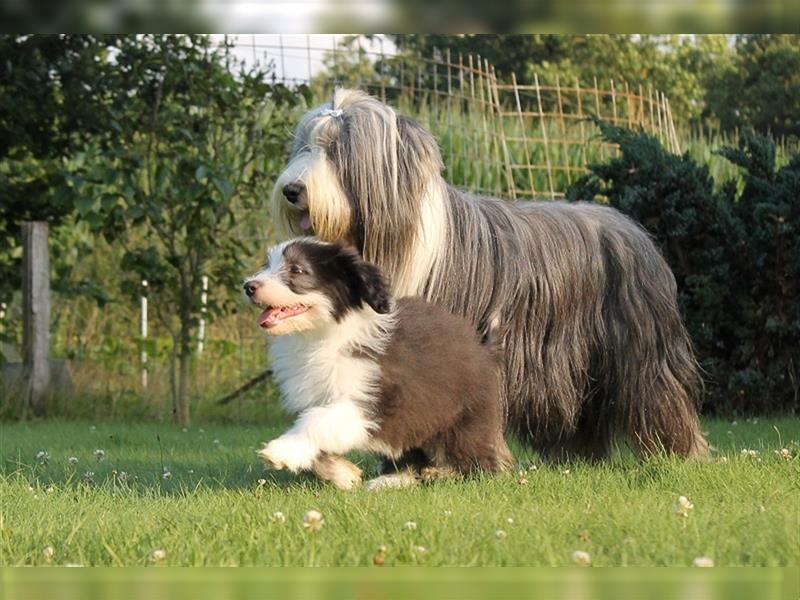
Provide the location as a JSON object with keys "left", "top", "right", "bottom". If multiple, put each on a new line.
{"left": 258, "top": 437, "right": 316, "bottom": 472}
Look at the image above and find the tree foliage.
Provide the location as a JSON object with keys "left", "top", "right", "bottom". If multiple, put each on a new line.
{"left": 704, "top": 35, "right": 800, "bottom": 138}
{"left": 76, "top": 35, "right": 300, "bottom": 424}
{"left": 0, "top": 35, "right": 114, "bottom": 305}
{"left": 1, "top": 35, "right": 302, "bottom": 421}
{"left": 568, "top": 122, "right": 799, "bottom": 414}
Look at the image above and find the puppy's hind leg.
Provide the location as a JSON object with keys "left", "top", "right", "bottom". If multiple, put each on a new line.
{"left": 312, "top": 453, "right": 362, "bottom": 491}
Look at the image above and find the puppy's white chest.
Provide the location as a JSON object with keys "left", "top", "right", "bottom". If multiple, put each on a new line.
{"left": 269, "top": 334, "right": 380, "bottom": 415}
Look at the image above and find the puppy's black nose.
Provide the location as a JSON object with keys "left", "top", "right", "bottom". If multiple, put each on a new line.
{"left": 243, "top": 281, "right": 260, "bottom": 297}
{"left": 283, "top": 182, "right": 305, "bottom": 204}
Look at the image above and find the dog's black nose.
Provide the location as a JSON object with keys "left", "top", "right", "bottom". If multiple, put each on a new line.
{"left": 243, "top": 281, "right": 260, "bottom": 297}
{"left": 283, "top": 182, "right": 305, "bottom": 204}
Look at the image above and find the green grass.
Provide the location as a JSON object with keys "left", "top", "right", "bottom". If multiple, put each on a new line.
{"left": 1, "top": 417, "right": 798, "bottom": 567}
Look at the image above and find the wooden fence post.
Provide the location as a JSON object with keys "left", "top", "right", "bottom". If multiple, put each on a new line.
{"left": 21, "top": 221, "right": 50, "bottom": 418}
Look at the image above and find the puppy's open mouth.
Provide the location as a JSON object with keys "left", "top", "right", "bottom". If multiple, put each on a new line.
{"left": 257, "top": 304, "right": 310, "bottom": 329}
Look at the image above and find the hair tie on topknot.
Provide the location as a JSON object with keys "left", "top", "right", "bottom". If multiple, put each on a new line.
{"left": 321, "top": 108, "right": 343, "bottom": 118}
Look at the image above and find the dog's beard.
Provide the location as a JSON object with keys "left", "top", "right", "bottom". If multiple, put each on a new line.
{"left": 271, "top": 150, "right": 353, "bottom": 245}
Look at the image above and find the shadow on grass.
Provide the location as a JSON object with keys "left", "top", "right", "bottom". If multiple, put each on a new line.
{"left": 1, "top": 452, "right": 388, "bottom": 497}
{"left": 2, "top": 417, "right": 797, "bottom": 497}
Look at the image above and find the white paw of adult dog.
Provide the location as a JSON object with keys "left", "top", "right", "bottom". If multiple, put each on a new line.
{"left": 364, "top": 472, "right": 419, "bottom": 492}
{"left": 258, "top": 437, "right": 316, "bottom": 473}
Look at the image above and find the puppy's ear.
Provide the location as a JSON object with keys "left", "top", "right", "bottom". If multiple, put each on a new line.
{"left": 355, "top": 261, "right": 393, "bottom": 314}
{"left": 332, "top": 244, "right": 393, "bottom": 315}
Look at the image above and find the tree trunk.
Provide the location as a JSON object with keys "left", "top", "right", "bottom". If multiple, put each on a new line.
{"left": 176, "top": 347, "right": 191, "bottom": 426}
{"left": 174, "top": 272, "right": 194, "bottom": 425}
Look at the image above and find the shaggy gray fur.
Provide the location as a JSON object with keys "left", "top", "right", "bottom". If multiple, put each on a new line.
{"left": 276, "top": 90, "right": 708, "bottom": 459}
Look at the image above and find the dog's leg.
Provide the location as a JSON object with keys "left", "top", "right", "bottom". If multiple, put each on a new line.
{"left": 259, "top": 402, "right": 372, "bottom": 473}
{"left": 366, "top": 447, "right": 429, "bottom": 491}
{"left": 365, "top": 471, "right": 419, "bottom": 491}
{"left": 312, "top": 453, "right": 363, "bottom": 490}
{"left": 493, "top": 431, "right": 515, "bottom": 471}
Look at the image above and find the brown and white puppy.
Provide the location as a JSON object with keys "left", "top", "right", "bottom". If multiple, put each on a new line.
{"left": 244, "top": 238, "right": 512, "bottom": 490}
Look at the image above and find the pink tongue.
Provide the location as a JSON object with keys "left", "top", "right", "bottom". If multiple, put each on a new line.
{"left": 300, "top": 214, "right": 311, "bottom": 231}
{"left": 258, "top": 307, "right": 281, "bottom": 328}
{"left": 257, "top": 305, "right": 308, "bottom": 328}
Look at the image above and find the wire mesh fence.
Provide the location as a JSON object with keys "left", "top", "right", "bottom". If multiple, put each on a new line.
{"left": 238, "top": 35, "right": 681, "bottom": 200}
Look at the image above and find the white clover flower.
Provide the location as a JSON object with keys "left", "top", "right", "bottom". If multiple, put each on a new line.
{"left": 303, "top": 510, "right": 324, "bottom": 532}
{"left": 271, "top": 511, "right": 286, "bottom": 524}
{"left": 412, "top": 545, "right": 427, "bottom": 554}
{"left": 717, "top": 456, "right": 729, "bottom": 464}
{"left": 775, "top": 448, "right": 791, "bottom": 461}
{"left": 403, "top": 521, "right": 417, "bottom": 531}
{"left": 150, "top": 549, "right": 167, "bottom": 563}
{"left": 117, "top": 471, "right": 130, "bottom": 483}
{"left": 35, "top": 451, "right": 50, "bottom": 465}
{"left": 571, "top": 550, "right": 591, "bottom": 566}
{"left": 45, "top": 485, "right": 55, "bottom": 494}
{"left": 213, "top": 439, "right": 221, "bottom": 445}
{"left": 83, "top": 471, "right": 95, "bottom": 483}
{"left": 68, "top": 456, "right": 79, "bottom": 466}
{"left": 443, "top": 510, "right": 453, "bottom": 517}
{"left": 693, "top": 556, "right": 714, "bottom": 567}
{"left": 676, "top": 495, "right": 694, "bottom": 517}
{"left": 495, "top": 529, "right": 507, "bottom": 540}
{"left": 257, "top": 478, "right": 267, "bottom": 486}
{"left": 43, "top": 546, "right": 55, "bottom": 561}
{"left": 506, "top": 517, "right": 514, "bottom": 524}
{"left": 94, "top": 449, "right": 106, "bottom": 462}
{"left": 740, "top": 448, "right": 758, "bottom": 458}
{"left": 162, "top": 469, "right": 172, "bottom": 481}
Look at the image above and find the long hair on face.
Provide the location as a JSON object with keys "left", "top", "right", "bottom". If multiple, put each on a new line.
{"left": 272, "top": 89, "right": 708, "bottom": 460}
{"left": 271, "top": 89, "right": 446, "bottom": 296}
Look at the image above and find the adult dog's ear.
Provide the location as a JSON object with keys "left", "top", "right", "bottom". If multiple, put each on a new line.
{"left": 355, "top": 260, "right": 393, "bottom": 314}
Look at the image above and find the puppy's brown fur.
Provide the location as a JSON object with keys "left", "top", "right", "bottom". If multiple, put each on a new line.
{"left": 369, "top": 298, "right": 513, "bottom": 474}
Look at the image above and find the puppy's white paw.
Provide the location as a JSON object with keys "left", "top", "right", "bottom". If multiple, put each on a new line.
{"left": 365, "top": 472, "right": 419, "bottom": 492}
{"left": 258, "top": 437, "right": 316, "bottom": 472}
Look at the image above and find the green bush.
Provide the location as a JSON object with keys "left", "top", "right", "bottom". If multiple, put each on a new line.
{"left": 567, "top": 122, "right": 799, "bottom": 415}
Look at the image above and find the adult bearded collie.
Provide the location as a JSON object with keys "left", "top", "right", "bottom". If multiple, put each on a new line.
{"left": 268, "top": 89, "right": 708, "bottom": 463}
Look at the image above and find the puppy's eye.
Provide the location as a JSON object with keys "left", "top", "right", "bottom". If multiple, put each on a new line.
{"left": 289, "top": 264, "right": 304, "bottom": 275}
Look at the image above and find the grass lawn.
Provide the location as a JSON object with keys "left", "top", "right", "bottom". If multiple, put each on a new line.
{"left": 0, "top": 417, "right": 798, "bottom": 567}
